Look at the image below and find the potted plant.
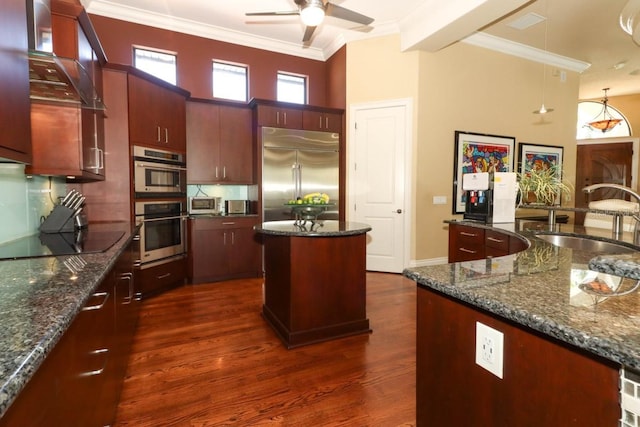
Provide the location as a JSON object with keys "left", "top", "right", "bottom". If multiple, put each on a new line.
{"left": 517, "top": 164, "right": 574, "bottom": 206}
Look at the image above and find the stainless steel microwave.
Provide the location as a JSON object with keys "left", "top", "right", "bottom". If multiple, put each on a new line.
{"left": 188, "top": 196, "right": 222, "bottom": 215}
{"left": 133, "top": 145, "right": 186, "bottom": 197}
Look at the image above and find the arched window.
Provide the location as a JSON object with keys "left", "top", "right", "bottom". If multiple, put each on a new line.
{"left": 576, "top": 101, "right": 631, "bottom": 139}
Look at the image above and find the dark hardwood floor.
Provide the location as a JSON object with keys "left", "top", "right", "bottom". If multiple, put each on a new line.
{"left": 114, "top": 272, "right": 416, "bottom": 426}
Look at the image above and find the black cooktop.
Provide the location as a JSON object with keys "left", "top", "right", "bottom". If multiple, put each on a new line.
{"left": 0, "top": 230, "right": 125, "bottom": 260}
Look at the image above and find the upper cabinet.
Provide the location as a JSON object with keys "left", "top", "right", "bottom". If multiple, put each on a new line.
{"left": 187, "top": 99, "right": 254, "bottom": 184}
{"left": 26, "top": 2, "right": 107, "bottom": 181}
{"left": 128, "top": 73, "right": 188, "bottom": 152}
{"left": 302, "top": 109, "right": 343, "bottom": 133}
{"left": 0, "top": 0, "right": 32, "bottom": 163}
{"left": 254, "top": 103, "right": 303, "bottom": 129}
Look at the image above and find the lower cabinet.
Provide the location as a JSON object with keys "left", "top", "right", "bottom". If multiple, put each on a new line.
{"left": 0, "top": 239, "right": 139, "bottom": 427}
{"left": 188, "top": 217, "right": 262, "bottom": 283}
{"left": 137, "top": 256, "right": 187, "bottom": 298}
{"left": 417, "top": 286, "right": 620, "bottom": 425}
{"left": 448, "top": 223, "right": 528, "bottom": 262}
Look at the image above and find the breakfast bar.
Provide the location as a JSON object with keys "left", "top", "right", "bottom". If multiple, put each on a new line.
{"left": 254, "top": 220, "right": 372, "bottom": 348}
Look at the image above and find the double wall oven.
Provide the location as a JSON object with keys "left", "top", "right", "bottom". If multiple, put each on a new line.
{"left": 133, "top": 146, "right": 187, "bottom": 268}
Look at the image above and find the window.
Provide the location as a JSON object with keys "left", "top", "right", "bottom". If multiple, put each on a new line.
{"left": 212, "top": 61, "right": 248, "bottom": 101}
{"left": 277, "top": 72, "right": 307, "bottom": 104}
{"left": 133, "top": 47, "right": 177, "bottom": 85}
{"left": 576, "top": 101, "right": 631, "bottom": 139}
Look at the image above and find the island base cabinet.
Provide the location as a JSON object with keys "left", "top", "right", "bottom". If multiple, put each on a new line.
{"left": 262, "top": 234, "right": 370, "bottom": 348}
{"left": 416, "top": 287, "right": 620, "bottom": 426}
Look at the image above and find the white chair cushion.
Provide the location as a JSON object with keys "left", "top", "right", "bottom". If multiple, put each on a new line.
{"left": 584, "top": 199, "right": 639, "bottom": 232}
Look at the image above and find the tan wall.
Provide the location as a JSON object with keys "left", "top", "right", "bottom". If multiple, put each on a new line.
{"left": 605, "top": 94, "right": 640, "bottom": 137}
{"left": 347, "top": 34, "right": 580, "bottom": 262}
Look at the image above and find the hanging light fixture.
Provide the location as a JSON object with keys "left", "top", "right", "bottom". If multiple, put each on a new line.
{"left": 300, "top": 0, "right": 325, "bottom": 26}
{"left": 586, "top": 88, "right": 622, "bottom": 132}
{"left": 533, "top": 6, "right": 554, "bottom": 115}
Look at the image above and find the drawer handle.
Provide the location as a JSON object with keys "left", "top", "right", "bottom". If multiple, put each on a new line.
{"left": 460, "top": 232, "right": 478, "bottom": 237}
{"left": 459, "top": 248, "right": 478, "bottom": 254}
{"left": 79, "top": 348, "right": 109, "bottom": 377}
{"left": 487, "top": 237, "right": 505, "bottom": 243}
{"left": 157, "top": 273, "right": 171, "bottom": 279}
{"left": 82, "top": 292, "right": 109, "bottom": 311}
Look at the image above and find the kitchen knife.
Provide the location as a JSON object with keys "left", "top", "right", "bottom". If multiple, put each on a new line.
{"left": 70, "top": 195, "right": 85, "bottom": 211}
{"left": 61, "top": 191, "right": 74, "bottom": 207}
{"left": 64, "top": 190, "right": 79, "bottom": 208}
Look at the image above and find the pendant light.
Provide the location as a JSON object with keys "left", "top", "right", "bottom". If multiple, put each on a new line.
{"left": 533, "top": 7, "right": 554, "bottom": 115}
{"left": 586, "top": 88, "right": 622, "bottom": 132}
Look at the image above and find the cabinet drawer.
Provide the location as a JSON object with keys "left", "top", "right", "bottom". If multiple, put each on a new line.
{"left": 190, "top": 216, "right": 259, "bottom": 231}
{"left": 137, "top": 257, "right": 186, "bottom": 297}
{"left": 448, "top": 224, "right": 485, "bottom": 262}
{"left": 485, "top": 230, "right": 509, "bottom": 252}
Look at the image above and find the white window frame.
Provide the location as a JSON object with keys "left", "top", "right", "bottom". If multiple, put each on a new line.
{"left": 212, "top": 60, "right": 249, "bottom": 102}
{"left": 133, "top": 46, "right": 178, "bottom": 85}
{"left": 277, "top": 72, "right": 308, "bottom": 104}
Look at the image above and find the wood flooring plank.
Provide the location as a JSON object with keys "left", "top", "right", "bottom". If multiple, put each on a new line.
{"left": 115, "top": 273, "right": 416, "bottom": 426}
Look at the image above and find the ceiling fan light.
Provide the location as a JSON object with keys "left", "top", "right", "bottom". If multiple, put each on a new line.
{"left": 300, "top": 3, "right": 325, "bottom": 26}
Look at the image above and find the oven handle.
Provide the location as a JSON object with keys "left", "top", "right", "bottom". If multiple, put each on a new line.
{"left": 135, "top": 161, "right": 187, "bottom": 172}
{"left": 140, "top": 215, "right": 188, "bottom": 223}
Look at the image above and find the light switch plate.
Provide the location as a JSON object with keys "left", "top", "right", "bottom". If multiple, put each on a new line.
{"left": 433, "top": 196, "right": 447, "bottom": 205}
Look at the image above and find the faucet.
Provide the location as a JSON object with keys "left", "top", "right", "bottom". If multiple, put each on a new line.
{"left": 582, "top": 183, "right": 640, "bottom": 242}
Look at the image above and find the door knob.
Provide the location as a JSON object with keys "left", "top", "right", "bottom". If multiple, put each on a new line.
{"left": 395, "top": 209, "right": 402, "bottom": 214}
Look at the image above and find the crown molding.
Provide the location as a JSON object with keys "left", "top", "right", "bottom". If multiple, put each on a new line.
{"left": 462, "top": 32, "right": 591, "bottom": 73}
{"left": 86, "top": 1, "right": 328, "bottom": 61}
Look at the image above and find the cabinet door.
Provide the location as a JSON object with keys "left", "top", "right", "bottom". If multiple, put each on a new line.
{"left": 0, "top": 0, "right": 31, "bottom": 163}
{"left": 227, "top": 227, "right": 262, "bottom": 276}
{"left": 448, "top": 224, "right": 485, "bottom": 262}
{"left": 303, "top": 110, "right": 343, "bottom": 133}
{"left": 256, "top": 105, "right": 302, "bottom": 129}
{"left": 161, "top": 88, "right": 186, "bottom": 151}
{"left": 186, "top": 101, "right": 221, "bottom": 183}
{"left": 219, "top": 105, "right": 254, "bottom": 183}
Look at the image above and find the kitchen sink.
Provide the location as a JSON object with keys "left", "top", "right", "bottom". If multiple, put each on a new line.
{"left": 535, "top": 234, "right": 637, "bottom": 254}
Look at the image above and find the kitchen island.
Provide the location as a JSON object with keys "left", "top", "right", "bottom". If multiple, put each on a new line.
{"left": 404, "top": 219, "right": 640, "bottom": 425}
{"left": 255, "top": 220, "right": 372, "bottom": 348}
{"left": 0, "top": 222, "right": 137, "bottom": 424}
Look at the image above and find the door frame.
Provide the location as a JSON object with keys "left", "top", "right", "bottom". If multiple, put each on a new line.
{"left": 576, "top": 136, "right": 639, "bottom": 190}
{"left": 347, "top": 98, "right": 413, "bottom": 272}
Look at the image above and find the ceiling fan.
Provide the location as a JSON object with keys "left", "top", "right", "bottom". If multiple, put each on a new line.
{"left": 246, "top": 0, "right": 374, "bottom": 42}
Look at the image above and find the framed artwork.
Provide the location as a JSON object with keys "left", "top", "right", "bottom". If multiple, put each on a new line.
{"left": 452, "top": 131, "right": 515, "bottom": 214}
{"left": 517, "top": 143, "right": 564, "bottom": 205}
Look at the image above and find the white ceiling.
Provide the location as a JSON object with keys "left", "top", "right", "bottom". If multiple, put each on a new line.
{"left": 81, "top": 0, "right": 640, "bottom": 100}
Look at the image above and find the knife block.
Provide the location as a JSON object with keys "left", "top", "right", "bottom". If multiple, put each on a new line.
{"left": 40, "top": 205, "right": 76, "bottom": 233}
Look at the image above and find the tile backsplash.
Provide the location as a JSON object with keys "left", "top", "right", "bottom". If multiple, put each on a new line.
{"left": 0, "top": 164, "right": 66, "bottom": 244}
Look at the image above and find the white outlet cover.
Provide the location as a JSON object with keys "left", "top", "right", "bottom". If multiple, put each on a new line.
{"left": 475, "top": 322, "right": 504, "bottom": 379}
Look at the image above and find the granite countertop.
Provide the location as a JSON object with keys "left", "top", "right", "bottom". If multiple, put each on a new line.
{"left": 0, "top": 222, "right": 136, "bottom": 418}
{"left": 404, "top": 219, "right": 640, "bottom": 370}
{"left": 254, "top": 220, "right": 372, "bottom": 237}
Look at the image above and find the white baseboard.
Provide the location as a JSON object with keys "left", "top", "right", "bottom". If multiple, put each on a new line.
{"left": 409, "top": 257, "right": 449, "bottom": 268}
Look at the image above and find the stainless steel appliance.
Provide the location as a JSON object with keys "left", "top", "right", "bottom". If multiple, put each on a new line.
{"left": 188, "top": 196, "right": 222, "bottom": 215}
{"left": 133, "top": 145, "right": 186, "bottom": 197}
{"left": 135, "top": 200, "right": 187, "bottom": 266}
{"left": 225, "top": 199, "right": 250, "bottom": 215}
{"left": 262, "top": 127, "right": 339, "bottom": 221}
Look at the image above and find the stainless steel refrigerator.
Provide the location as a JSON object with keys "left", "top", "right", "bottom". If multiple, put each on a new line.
{"left": 262, "top": 127, "right": 339, "bottom": 221}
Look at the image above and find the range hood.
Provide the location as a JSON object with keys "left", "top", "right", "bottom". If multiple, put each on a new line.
{"left": 29, "top": 50, "right": 106, "bottom": 110}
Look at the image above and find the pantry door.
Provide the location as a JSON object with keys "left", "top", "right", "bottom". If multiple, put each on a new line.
{"left": 350, "top": 99, "right": 412, "bottom": 273}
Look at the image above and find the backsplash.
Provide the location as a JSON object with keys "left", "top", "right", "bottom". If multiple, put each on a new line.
{"left": 187, "top": 184, "right": 249, "bottom": 201}
{"left": 0, "top": 164, "right": 66, "bottom": 244}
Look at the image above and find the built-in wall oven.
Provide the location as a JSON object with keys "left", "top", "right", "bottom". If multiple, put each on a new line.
{"left": 133, "top": 145, "right": 186, "bottom": 197}
{"left": 135, "top": 200, "right": 187, "bottom": 267}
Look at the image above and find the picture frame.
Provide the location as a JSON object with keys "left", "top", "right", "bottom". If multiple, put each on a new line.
{"left": 452, "top": 131, "right": 515, "bottom": 214}
{"left": 517, "top": 143, "right": 564, "bottom": 205}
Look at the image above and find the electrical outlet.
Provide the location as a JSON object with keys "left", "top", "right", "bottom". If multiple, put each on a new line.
{"left": 475, "top": 322, "right": 504, "bottom": 379}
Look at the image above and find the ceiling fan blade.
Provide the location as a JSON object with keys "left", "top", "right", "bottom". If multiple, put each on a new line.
{"left": 325, "top": 3, "right": 374, "bottom": 25}
{"left": 303, "top": 26, "right": 317, "bottom": 42}
{"left": 245, "top": 11, "right": 300, "bottom": 17}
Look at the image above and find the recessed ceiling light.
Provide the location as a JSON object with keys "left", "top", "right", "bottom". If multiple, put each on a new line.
{"left": 613, "top": 61, "right": 627, "bottom": 70}
{"left": 507, "top": 13, "right": 546, "bottom": 30}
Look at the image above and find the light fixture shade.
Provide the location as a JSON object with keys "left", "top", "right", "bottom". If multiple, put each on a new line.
{"left": 586, "top": 88, "right": 622, "bottom": 133}
{"left": 300, "top": 2, "right": 325, "bottom": 26}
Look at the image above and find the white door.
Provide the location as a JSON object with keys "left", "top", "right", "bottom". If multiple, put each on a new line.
{"left": 350, "top": 100, "right": 411, "bottom": 273}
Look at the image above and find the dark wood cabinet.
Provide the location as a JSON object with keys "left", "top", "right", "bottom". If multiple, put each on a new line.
{"left": 187, "top": 100, "right": 254, "bottom": 184}
{"left": 302, "top": 109, "right": 342, "bottom": 132}
{"left": 0, "top": 239, "right": 139, "bottom": 427}
{"left": 188, "top": 217, "right": 262, "bottom": 283}
{"left": 128, "top": 73, "right": 187, "bottom": 152}
{"left": 137, "top": 256, "right": 187, "bottom": 298}
{"left": 27, "top": 6, "right": 106, "bottom": 181}
{"left": 416, "top": 286, "right": 619, "bottom": 426}
{"left": 255, "top": 104, "right": 303, "bottom": 129}
{"left": 448, "top": 223, "right": 528, "bottom": 262}
{"left": 0, "top": 0, "right": 31, "bottom": 164}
